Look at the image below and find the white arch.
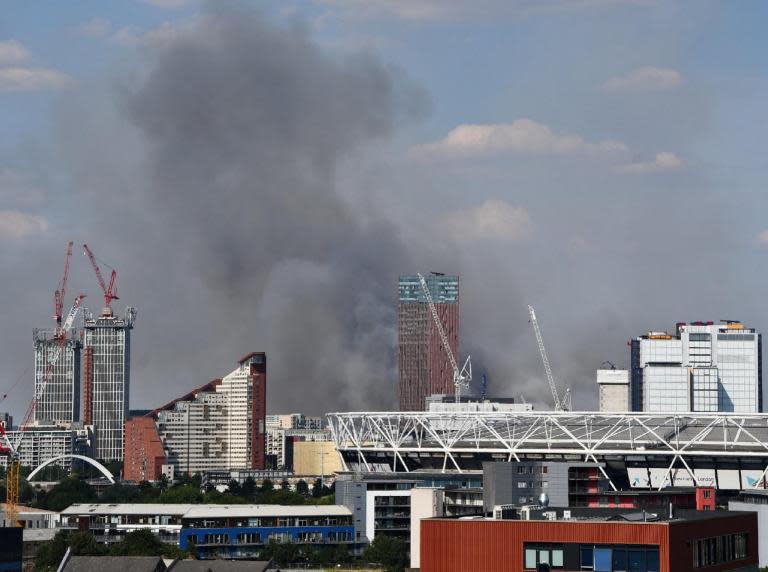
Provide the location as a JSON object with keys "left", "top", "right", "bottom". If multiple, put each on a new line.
{"left": 27, "top": 454, "right": 116, "bottom": 484}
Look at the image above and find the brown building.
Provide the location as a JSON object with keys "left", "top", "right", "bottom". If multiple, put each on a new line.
{"left": 420, "top": 509, "right": 758, "bottom": 572}
{"left": 398, "top": 274, "right": 459, "bottom": 411}
{"left": 123, "top": 417, "right": 166, "bottom": 482}
{"left": 244, "top": 352, "right": 267, "bottom": 470}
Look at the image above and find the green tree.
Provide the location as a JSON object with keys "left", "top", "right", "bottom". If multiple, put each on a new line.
{"left": 260, "top": 478, "right": 274, "bottom": 493}
{"left": 40, "top": 477, "right": 97, "bottom": 511}
{"left": 160, "top": 484, "right": 203, "bottom": 504}
{"left": 242, "top": 476, "right": 256, "bottom": 499}
{"left": 295, "top": 479, "right": 309, "bottom": 496}
{"left": 108, "top": 529, "right": 188, "bottom": 559}
{"left": 33, "top": 531, "right": 103, "bottom": 572}
{"left": 261, "top": 540, "right": 299, "bottom": 566}
{"left": 227, "top": 479, "right": 241, "bottom": 495}
{"left": 100, "top": 483, "right": 141, "bottom": 503}
{"left": 363, "top": 535, "right": 408, "bottom": 572}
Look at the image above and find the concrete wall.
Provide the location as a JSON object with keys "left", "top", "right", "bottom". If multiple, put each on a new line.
{"left": 292, "top": 441, "right": 342, "bottom": 476}
{"left": 410, "top": 488, "right": 444, "bottom": 569}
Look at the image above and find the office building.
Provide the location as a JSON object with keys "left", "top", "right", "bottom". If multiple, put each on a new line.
{"left": 420, "top": 508, "right": 758, "bottom": 572}
{"left": 134, "top": 353, "right": 267, "bottom": 476}
{"left": 630, "top": 321, "right": 762, "bottom": 413}
{"left": 596, "top": 368, "right": 629, "bottom": 412}
{"left": 398, "top": 274, "right": 459, "bottom": 411}
{"left": 728, "top": 489, "right": 768, "bottom": 567}
{"left": 83, "top": 307, "right": 136, "bottom": 461}
{"left": 292, "top": 440, "right": 342, "bottom": 477}
{"left": 32, "top": 328, "right": 81, "bottom": 424}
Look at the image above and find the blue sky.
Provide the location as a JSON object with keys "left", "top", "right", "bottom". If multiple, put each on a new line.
{"left": 2, "top": 1, "right": 768, "bottom": 414}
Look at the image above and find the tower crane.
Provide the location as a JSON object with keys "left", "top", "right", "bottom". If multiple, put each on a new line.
{"left": 0, "top": 294, "right": 85, "bottom": 527}
{"left": 417, "top": 273, "right": 471, "bottom": 403}
{"left": 83, "top": 244, "right": 118, "bottom": 313}
{"left": 527, "top": 305, "right": 571, "bottom": 411}
{"left": 53, "top": 242, "right": 73, "bottom": 328}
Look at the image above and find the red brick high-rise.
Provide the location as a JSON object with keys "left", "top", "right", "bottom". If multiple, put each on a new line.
{"left": 398, "top": 275, "right": 459, "bottom": 411}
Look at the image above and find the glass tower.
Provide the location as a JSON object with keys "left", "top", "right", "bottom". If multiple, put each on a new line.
{"left": 33, "top": 328, "right": 81, "bottom": 424}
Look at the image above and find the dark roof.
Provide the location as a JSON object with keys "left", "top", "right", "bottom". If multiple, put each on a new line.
{"left": 167, "top": 561, "right": 271, "bottom": 572}
{"left": 61, "top": 556, "right": 165, "bottom": 572}
{"left": 146, "top": 379, "right": 222, "bottom": 418}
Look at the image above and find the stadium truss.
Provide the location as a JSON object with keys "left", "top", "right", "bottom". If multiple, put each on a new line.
{"left": 328, "top": 411, "right": 768, "bottom": 490}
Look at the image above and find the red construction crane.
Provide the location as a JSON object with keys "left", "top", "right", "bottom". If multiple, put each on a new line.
{"left": 53, "top": 241, "right": 73, "bottom": 328}
{"left": 83, "top": 244, "right": 118, "bottom": 312}
{"left": 1, "top": 294, "right": 85, "bottom": 526}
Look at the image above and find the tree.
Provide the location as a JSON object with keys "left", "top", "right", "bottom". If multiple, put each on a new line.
{"left": 40, "top": 477, "right": 97, "bottom": 511}
{"left": 363, "top": 535, "right": 408, "bottom": 572}
{"left": 108, "top": 529, "right": 188, "bottom": 559}
{"left": 260, "top": 478, "right": 274, "bottom": 493}
{"left": 160, "top": 484, "right": 203, "bottom": 504}
{"left": 34, "top": 530, "right": 103, "bottom": 572}
{"left": 242, "top": 476, "right": 256, "bottom": 499}
{"left": 312, "top": 478, "right": 323, "bottom": 498}
{"left": 295, "top": 479, "right": 309, "bottom": 496}
{"left": 227, "top": 479, "right": 241, "bottom": 496}
{"left": 100, "top": 483, "right": 141, "bottom": 503}
{"left": 261, "top": 540, "right": 299, "bottom": 566}
{"left": 279, "top": 478, "right": 290, "bottom": 491}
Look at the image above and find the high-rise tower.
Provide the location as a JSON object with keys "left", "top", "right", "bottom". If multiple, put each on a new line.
{"left": 83, "top": 307, "right": 136, "bottom": 461}
{"left": 32, "top": 328, "right": 81, "bottom": 424}
{"left": 398, "top": 274, "right": 459, "bottom": 411}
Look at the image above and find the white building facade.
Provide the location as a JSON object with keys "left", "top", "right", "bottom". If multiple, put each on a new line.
{"left": 630, "top": 322, "right": 762, "bottom": 413}
{"left": 33, "top": 329, "right": 81, "bottom": 425}
{"left": 596, "top": 369, "right": 629, "bottom": 412}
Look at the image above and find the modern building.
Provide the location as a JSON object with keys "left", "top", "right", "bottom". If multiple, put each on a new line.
{"left": 129, "top": 354, "right": 267, "bottom": 476}
{"left": 33, "top": 328, "right": 81, "bottom": 424}
{"left": 630, "top": 321, "right": 762, "bottom": 413}
{"left": 728, "top": 489, "right": 768, "bottom": 567}
{"left": 83, "top": 306, "right": 136, "bottom": 461}
{"left": 398, "top": 274, "right": 459, "bottom": 411}
{"left": 596, "top": 368, "right": 629, "bottom": 412}
{"left": 178, "top": 505, "right": 355, "bottom": 559}
{"left": 0, "top": 424, "right": 92, "bottom": 471}
{"left": 420, "top": 508, "right": 759, "bottom": 572}
{"left": 123, "top": 417, "right": 167, "bottom": 482}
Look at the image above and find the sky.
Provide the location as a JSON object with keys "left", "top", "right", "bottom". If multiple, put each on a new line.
{"left": 1, "top": 0, "right": 768, "bottom": 418}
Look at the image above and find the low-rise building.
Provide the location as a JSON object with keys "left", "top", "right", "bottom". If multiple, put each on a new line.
{"left": 597, "top": 368, "right": 630, "bottom": 412}
{"left": 729, "top": 489, "right": 768, "bottom": 567}
{"left": 0, "top": 423, "right": 92, "bottom": 471}
{"left": 60, "top": 504, "right": 191, "bottom": 545}
{"left": 421, "top": 508, "right": 759, "bottom": 572}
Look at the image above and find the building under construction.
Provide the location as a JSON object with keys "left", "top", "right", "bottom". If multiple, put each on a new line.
{"left": 32, "top": 328, "right": 81, "bottom": 425}
{"left": 398, "top": 274, "right": 459, "bottom": 411}
{"left": 83, "top": 306, "right": 136, "bottom": 462}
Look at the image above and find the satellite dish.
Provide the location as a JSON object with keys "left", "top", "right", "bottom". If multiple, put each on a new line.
{"left": 538, "top": 493, "right": 549, "bottom": 507}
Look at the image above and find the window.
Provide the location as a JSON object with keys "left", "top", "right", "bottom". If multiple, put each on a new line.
{"left": 581, "top": 546, "right": 594, "bottom": 570}
{"left": 693, "top": 533, "right": 748, "bottom": 568}
{"left": 628, "top": 549, "right": 645, "bottom": 572}
{"left": 594, "top": 548, "right": 612, "bottom": 571}
{"left": 525, "top": 549, "right": 537, "bottom": 569}
{"left": 523, "top": 544, "right": 565, "bottom": 570}
{"left": 613, "top": 548, "right": 627, "bottom": 572}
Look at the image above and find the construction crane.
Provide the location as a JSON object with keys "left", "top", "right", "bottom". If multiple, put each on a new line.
{"left": 53, "top": 242, "right": 73, "bottom": 328}
{"left": 527, "top": 305, "right": 571, "bottom": 411}
{"left": 83, "top": 244, "right": 118, "bottom": 312}
{"left": 417, "top": 273, "right": 471, "bottom": 403}
{"left": 0, "top": 294, "right": 85, "bottom": 527}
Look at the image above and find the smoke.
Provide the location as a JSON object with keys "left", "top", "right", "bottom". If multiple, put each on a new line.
{"left": 0, "top": 4, "right": 756, "bottom": 418}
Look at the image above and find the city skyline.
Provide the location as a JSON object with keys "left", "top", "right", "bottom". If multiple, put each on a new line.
{"left": 1, "top": 2, "right": 768, "bottom": 417}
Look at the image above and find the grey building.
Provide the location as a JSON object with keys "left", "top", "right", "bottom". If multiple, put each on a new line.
{"left": 631, "top": 321, "right": 762, "bottom": 413}
{"left": 483, "top": 461, "right": 570, "bottom": 513}
{"left": 0, "top": 424, "right": 93, "bottom": 471}
{"left": 33, "top": 328, "right": 81, "bottom": 425}
{"left": 84, "top": 307, "right": 136, "bottom": 462}
{"left": 728, "top": 489, "right": 768, "bottom": 567}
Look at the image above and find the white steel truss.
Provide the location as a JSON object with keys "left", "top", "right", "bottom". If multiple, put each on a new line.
{"left": 328, "top": 411, "right": 768, "bottom": 489}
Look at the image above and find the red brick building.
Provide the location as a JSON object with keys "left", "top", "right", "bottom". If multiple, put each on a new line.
{"left": 123, "top": 417, "right": 166, "bottom": 482}
{"left": 421, "top": 510, "right": 758, "bottom": 572}
{"left": 398, "top": 275, "right": 459, "bottom": 411}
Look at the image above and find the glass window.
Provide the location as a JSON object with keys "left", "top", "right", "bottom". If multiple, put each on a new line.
{"left": 552, "top": 550, "right": 563, "bottom": 567}
{"left": 613, "top": 548, "right": 627, "bottom": 572}
{"left": 594, "top": 548, "right": 612, "bottom": 571}
{"left": 539, "top": 550, "right": 550, "bottom": 565}
{"left": 646, "top": 548, "right": 660, "bottom": 572}
{"left": 628, "top": 549, "right": 645, "bottom": 572}
{"left": 581, "top": 546, "right": 594, "bottom": 570}
{"left": 525, "top": 548, "right": 537, "bottom": 569}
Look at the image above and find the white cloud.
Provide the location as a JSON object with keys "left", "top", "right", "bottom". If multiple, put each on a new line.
{"left": 0, "top": 168, "right": 44, "bottom": 205}
{"left": 442, "top": 199, "right": 532, "bottom": 242}
{"left": 0, "top": 210, "right": 48, "bottom": 239}
{"left": 0, "top": 67, "right": 73, "bottom": 91}
{"left": 615, "top": 152, "right": 683, "bottom": 173}
{"left": 413, "top": 119, "right": 627, "bottom": 159}
{"left": 0, "top": 40, "right": 29, "bottom": 64}
{"left": 602, "top": 66, "right": 682, "bottom": 92}
{"left": 77, "top": 18, "right": 112, "bottom": 38}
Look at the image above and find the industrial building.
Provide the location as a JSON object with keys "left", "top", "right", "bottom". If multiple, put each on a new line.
{"left": 83, "top": 306, "right": 136, "bottom": 462}
{"left": 32, "top": 328, "right": 81, "bottom": 424}
{"left": 419, "top": 509, "right": 758, "bottom": 572}
{"left": 630, "top": 321, "right": 762, "bottom": 413}
{"left": 123, "top": 353, "right": 267, "bottom": 478}
{"left": 398, "top": 274, "right": 459, "bottom": 411}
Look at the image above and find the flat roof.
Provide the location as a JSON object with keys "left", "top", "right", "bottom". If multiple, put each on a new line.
{"left": 61, "top": 503, "right": 352, "bottom": 519}
{"left": 433, "top": 508, "right": 754, "bottom": 524}
{"left": 182, "top": 505, "right": 352, "bottom": 519}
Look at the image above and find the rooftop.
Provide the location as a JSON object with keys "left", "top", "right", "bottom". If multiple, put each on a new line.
{"left": 61, "top": 503, "right": 352, "bottom": 519}
{"left": 481, "top": 507, "right": 753, "bottom": 524}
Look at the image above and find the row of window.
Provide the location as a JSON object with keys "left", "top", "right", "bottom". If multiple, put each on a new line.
{"left": 692, "top": 533, "right": 747, "bottom": 568}
{"left": 523, "top": 544, "right": 660, "bottom": 572}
